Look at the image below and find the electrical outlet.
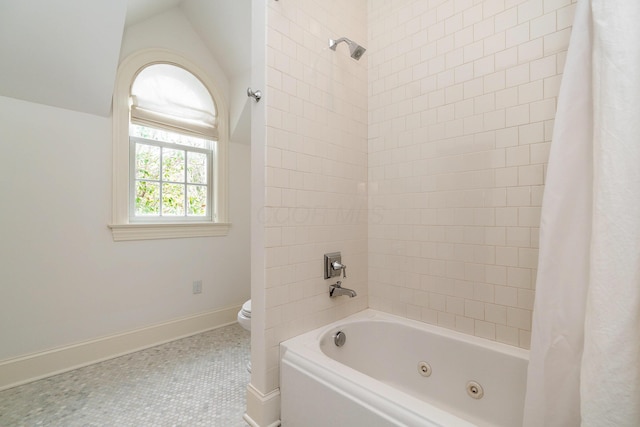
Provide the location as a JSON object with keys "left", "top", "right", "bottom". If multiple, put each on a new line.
{"left": 192, "top": 280, "right": 202, "bottom": 294}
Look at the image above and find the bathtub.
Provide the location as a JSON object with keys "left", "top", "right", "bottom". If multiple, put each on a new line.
{"left": 280, "top": 310, "right": 528, "bottom": 426}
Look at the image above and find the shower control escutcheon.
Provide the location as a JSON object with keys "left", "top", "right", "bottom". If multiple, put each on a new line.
{"left": 324, "top": 252, "right": 346, "bottom": 279}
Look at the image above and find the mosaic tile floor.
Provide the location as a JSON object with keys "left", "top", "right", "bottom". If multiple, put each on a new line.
{"left": 0, "top": 323, "right": 250, "bottom": 427}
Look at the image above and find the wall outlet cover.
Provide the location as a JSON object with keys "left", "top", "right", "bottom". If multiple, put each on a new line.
{"left": 193, "top": 280, "right": 203, "bottom": 294}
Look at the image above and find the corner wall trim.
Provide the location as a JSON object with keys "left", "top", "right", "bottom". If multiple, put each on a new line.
{"left": 0, "top": 304, "right": 241, "bottom": 391}
{"left": 244, "top": 384, "right": 281, "bottom": 427}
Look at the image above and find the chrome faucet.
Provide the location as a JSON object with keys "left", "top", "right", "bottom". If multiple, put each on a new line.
{"left": 329, "top": 281, "right": 357, "bottom": 298}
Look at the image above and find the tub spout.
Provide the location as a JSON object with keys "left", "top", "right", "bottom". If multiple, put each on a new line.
{"left": 330, "top": 281, "right": 357, "bottom": 298}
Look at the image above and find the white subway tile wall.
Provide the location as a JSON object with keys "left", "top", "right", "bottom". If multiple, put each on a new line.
{"left": 264, "top": 0, "right": 369, "bottom": 391}
{"left": 368, "top": 0, "right": 575, "bottom": 349}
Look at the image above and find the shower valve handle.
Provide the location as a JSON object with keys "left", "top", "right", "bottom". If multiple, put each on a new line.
{"left": 332, "top": 261, "right": 347, "bottom": 278}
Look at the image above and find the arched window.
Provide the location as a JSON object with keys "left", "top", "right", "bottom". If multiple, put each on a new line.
{"left": 110, "top": 50, "right": 229, "bottom": 241}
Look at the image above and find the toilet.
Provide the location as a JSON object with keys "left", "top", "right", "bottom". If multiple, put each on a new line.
{"left": 237, "top": 299, "right": 251, "bottom": 372}
{"left": 237, "top": 299, "right": 251, "bottom": 331}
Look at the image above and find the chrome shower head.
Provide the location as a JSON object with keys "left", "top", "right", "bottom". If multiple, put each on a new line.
{"left": 329, "top": 37, "right": 366, "bottom": 60}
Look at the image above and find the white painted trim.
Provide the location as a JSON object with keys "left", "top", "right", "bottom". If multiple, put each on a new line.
{"left": 0, "top": 304, "right": 241, "bottom": 391}
{"left": 111, "top": 48, "right": 230, "bottom": 239}
{"left": 244, "top": 384, "right": 281, "bottom": 427}
{"left": 108, "top": 222, "right": 231, "bottom": 241}
{"left": 242, "top": 416, "right": 281, "bottom": 427}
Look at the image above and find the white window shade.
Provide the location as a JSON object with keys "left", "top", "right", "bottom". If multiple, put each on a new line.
{"left": 131, "top": 64, "right": 218, "bottom": 139}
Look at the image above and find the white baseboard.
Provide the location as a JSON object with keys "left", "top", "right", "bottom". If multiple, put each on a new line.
{"left": 0, "top": 304, "right": 241, "bottom": 391}
{"left": 244, "top": 383, "right": 281, "bottom": 427}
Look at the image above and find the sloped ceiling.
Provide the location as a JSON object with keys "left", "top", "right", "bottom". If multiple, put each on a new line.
{"left": 125, "top": 0, "right": 181, "bottom": 27}
{"left": 0, "top": 0, "right": 250, "bottom": 118}
{"left": 0, "top": 0, "right": 127, "bottom": 117}
{"left": 127, "top": 0, "right": 252, "bottom": 77}
{"left": 182, "top": 0, "right": 251, "bottom": 77}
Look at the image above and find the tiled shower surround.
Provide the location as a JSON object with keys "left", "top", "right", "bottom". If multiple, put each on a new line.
{"left": 260, "top": 0, "right": 574, "bottom": 396}
{"left": 368, "top": 0, "right": 574, "bottom": 348}
{"left": 261, "top": 0, "right": 369, "bottom": 392}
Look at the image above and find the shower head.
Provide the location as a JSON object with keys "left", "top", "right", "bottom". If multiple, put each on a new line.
{"left": 329, "top": 37, "right": 366, "bottom": 60}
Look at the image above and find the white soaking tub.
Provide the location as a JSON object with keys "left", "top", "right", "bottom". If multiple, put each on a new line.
{"left": 280, "top": 310, "right": 528, "bottom": 426}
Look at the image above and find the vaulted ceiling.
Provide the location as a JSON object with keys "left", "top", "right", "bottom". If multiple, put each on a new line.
{"left": 0, "top": 0, "right": 251, "bottom": 117}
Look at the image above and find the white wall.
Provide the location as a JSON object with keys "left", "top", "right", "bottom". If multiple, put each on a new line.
{"left": 230, "top": 69, "right": 252, "bottom": 145}
{"left": 368, "top": 0, "right": 575, "bottom": 349}
{"left": 0, "top": 7, "right": 250, "bottom": 362}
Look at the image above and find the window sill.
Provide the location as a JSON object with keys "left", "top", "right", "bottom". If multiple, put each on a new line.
{"left": 108, "top": 222, "right": 231, "bottom": 241}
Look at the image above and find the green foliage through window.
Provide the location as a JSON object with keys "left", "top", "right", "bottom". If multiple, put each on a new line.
{"left": 131, "top": 125, "right": 211, "bottom": 219}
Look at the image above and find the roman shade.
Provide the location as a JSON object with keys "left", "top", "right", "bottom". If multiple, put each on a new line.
{"left": 130, "top": 63, "right": 217, "bottom": 139}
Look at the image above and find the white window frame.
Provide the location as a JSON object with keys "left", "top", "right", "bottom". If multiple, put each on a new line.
{"left": 128, "top": 133, "right": 214, "bottom": 222}
{"left": 109, "top": 49, "right": 229, "bottom": 241}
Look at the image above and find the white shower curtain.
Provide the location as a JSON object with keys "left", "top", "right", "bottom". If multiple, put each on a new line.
{"left": 523, "top": 1, "right": 640, "bottom": 426}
